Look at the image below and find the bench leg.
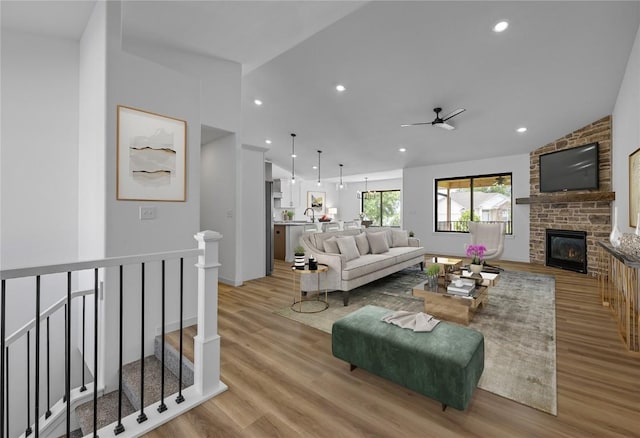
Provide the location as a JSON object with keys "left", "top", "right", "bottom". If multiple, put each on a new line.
{"left": 350, "top": 364, "right": 357, "bottom": 372}
{"left": 441, "top": 403, "right": 447, "bottom": 412}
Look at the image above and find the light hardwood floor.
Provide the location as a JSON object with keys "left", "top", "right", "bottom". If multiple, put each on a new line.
{"left": 147, "top": 260, "right": 640, "bottom": 437}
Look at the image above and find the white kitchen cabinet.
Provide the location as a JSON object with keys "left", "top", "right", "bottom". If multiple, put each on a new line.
{"left": 276, "top": 178, "right": 299, "bottom": 208}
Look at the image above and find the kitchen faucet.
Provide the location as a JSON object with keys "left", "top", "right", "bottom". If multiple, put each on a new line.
{"left": 303, "top": 208, "right": 316, "bottom": 222}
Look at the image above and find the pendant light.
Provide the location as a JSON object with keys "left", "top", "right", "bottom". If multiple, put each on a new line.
{"left": 290, "top": 133, "right": 296, "bottom": 184}
{"left": 338, "top": 164, "right": 344, "bottom": 190}
{"left": 316, "top": 150, "right": 322, "bottom": 186}
{"left": 357, "top": 177, "right": 376, "bottom": 199}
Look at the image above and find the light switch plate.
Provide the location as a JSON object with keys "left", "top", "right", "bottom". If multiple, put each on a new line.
{"left": 140, "top": 206, "right": 156, "bottom": 220}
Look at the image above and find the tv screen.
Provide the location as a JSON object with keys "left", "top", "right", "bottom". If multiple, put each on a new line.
{"left": 539, "top": 143, "right": 599, "bottom": 192}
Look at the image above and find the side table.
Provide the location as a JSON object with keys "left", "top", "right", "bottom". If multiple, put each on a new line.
{"left": 291, "top": 264, "right": 329, "bottom": 313}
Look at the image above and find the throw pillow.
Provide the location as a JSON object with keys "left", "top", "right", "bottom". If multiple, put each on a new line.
{"left": 368, "top": 232, "right": 389, "bottom": 254}
{"left": 337, "top": 236, "right": 360, "bottom": 262}
{"left": 323, "top": 236, "right": 340, "bottom": 254}
{"left": 368, "top": 229, "right": 392, "bottom": 247}
{"left": 354, "top": 233, "right": 370, "bottom": 255}
{"left": 391, "top": 230, "right": 409, "bottom": 247}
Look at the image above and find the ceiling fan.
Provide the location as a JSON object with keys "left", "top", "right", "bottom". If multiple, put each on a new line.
{"left": 401, "top": 107, "right": 466, "bottom": 131}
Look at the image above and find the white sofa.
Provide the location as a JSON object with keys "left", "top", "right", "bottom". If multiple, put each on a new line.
{"left": 299, "top": 227, "right": 426, "bottom": 305}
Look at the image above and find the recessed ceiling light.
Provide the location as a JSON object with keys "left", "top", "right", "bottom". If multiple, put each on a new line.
{"left": 312, "top": 165, "right": 318, "bottom": 170}
{"left": 291, "top": 154, "right": 297, "bottom": 158}
{"left": 254, "top": 99, "right": 263, "bottom": 106}
{"left": 265, "top": 139, "right": 272, "bottom": 144}
{"left": 517, "top": 127, "right": 527, "bottom": 133}
{"left": 399, "top": 147, "right": 407, "bottom": 152}
{"left": 336, "top": 84, "right": 346, "bottom": 92}
{"left": 493, "top": 21, "right": 509, "bottom": 33}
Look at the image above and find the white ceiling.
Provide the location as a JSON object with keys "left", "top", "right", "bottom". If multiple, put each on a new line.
{"left": 3, "top": 1, "right": 639, "bottom": 182}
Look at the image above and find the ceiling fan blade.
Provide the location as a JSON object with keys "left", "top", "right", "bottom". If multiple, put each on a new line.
{"left": 435, "top": 122, "right": 455, "bottom": 131}
{"left": 400, "top": 122, "right": 431, "bottom": 127}
{"left": 442, "top": 108, "right": 465, "bottom": 121}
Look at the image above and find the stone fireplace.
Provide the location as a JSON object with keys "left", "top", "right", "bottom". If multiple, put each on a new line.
{"left": 527, "top": 116, "right": 612, "bottom": 276}
{"left": 546, "top": 229, "right": 587, "bottom": 273}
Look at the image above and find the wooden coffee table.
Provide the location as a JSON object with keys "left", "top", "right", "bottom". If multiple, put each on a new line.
{"left": 412, "top": 267, "right": 499, "bottom": 325}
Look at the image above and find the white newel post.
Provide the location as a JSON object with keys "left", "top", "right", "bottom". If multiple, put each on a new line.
{"left": 193, "top": 230, "right": 225, "bottom": 396}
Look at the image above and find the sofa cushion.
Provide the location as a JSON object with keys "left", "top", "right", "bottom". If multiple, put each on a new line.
{"left": 342, "top": 254, "right": 397, "bottom": 281}
{"left": 311, "top": 229, "right": 361, "bottom": 251}
{"left": 354, "top": 233, "right": 370, "bottom": 255}
{"left": 337, "top": 236, "right": 360, "bottom": 262}
{"left": 387, "top": 246, "right": 426, "bottom": 264}
{"left": 366, "top": 228, "right": 392, "bottom": 247}
{"left": 391, "top": 230, "right": 409, "bottom": 247}
{"left": 323, "top": 236, "right": 340, "bottom": 254}
{"left": 368, "top": 232, "right": 390, "bottom": 254}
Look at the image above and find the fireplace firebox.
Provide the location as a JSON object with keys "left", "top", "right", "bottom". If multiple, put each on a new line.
{"left": 545, "top": 229, "right": 587, "bottom": 274}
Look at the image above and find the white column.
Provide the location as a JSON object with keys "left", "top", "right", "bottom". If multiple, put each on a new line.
{"left": 193, "top": 230, "right": 224, "bottom": 395}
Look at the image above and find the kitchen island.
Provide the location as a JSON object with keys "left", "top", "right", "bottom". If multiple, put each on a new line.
{"left": 274, "top": 222, "right": 319, "bottom": 262}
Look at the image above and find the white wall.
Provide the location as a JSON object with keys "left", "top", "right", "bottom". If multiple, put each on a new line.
{"left": 241, "top": 145, "right": 267, "bottom": 280}
{"left": 403, "top": 154, "right": 531, "bottom": 262}
{"left": 1, "top": 28, "right": 81, "bottom": 438}
{"left": 201, "top": 134, "right": 240, "bottom": 285}
{"left": 613, "top": 23, "right": 640, "bottom": 233}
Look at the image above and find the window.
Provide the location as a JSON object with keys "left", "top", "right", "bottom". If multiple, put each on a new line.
{"left": 361, "top": 190, "right": 401, "bottom": 227}
{"left": 435, "top": 173, "right": 512, "bottom": 234}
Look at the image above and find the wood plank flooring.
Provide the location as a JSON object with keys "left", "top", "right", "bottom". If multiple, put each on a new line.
{"left": 147, "top": 260, "right": 640, "bottom": 437}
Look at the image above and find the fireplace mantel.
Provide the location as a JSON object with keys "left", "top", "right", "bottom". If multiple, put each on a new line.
{"left": 516, "top": 191, "right": 615, "bottom": 205}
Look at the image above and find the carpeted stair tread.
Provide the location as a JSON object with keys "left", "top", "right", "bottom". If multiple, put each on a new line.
{"left": 75, "top": 390, "right": 135, "bottom": 435}
{"left": 122, "top": 355, "right": 187, "bottom": 411}
{"left": 57, "top": 428, "right": 83, "bottom": 438}
{"left": 154, "top": 335, "right": 194, "bottom": 387}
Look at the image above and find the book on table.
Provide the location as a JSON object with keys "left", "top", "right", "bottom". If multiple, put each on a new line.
{"left": 447, "top": 279, "right": 476, "bottom": 296}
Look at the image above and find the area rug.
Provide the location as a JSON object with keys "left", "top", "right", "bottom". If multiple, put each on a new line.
{"left": 274, "top": 268, "right": 557, "bottom": 415}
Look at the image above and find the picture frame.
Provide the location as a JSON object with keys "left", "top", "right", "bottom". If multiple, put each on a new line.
{"left": 117, "top": 105, "right": 187, "bottom": 201}
{"left": 629, "top": 147, "right": 640, "bottom": 227}
{"left": 307, "top": 191, "right": 326, "bottom": 214}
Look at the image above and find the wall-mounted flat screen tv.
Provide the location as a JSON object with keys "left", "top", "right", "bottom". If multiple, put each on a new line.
{"left": 539, "top": 143, "right": 599, "bottom": 193}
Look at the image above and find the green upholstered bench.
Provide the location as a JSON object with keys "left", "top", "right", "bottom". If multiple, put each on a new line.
{"left": 332, "top": 305, "right": 484, "bottom": 411}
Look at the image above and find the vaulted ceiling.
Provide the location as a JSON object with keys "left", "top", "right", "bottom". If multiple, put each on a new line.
{"left": 3, "top": 1, "right": 639, "bottom": 182}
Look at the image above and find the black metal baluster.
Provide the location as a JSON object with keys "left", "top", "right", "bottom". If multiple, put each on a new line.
{"left": 35, "top": 276, "right": 40, "bottom": 438}
{"left": 26, "top": 330, "right": 32, "bottom": 436}
{"left": 45, "top": 315, "right": 51, "bottom": 419}
{"left": 176, "top": 258, "right": 184, "bottom": 404}
{"left": 66, "top": 272, "right": 71, "bottom": 438}
{"left": 136, "top": 263, "right": 147, "bottom": 424}
{"left": 93, "top": 268, "right": 98, "bottom": 438}
{"left": 114, "top": 266, "right": 124, "bottom": 435}
{"left": 1, "top": 280, "right": 5, "bottom": 437}
{"left": 157, "top": 260, "right": 167, "bottom": 413}
{"left": 6, "top": 347, "right": 9, "bottom": 438}
{"left": 80, "top": 295, "right": 86, "bottom": 392}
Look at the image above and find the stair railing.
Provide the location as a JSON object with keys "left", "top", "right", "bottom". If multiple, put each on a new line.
{"left": 1, "top": 230, "right": 227, "bottom": 438}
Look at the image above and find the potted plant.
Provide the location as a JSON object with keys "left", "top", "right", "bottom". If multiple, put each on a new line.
{"left": 466, "top": 244, "right": 486, "bottom": 274}
{"left": 408, "top": 230, "right": 415, "bottom": 237}
{"left": 294, "top": 245, "right": 306, "bottom": 270}
{"left": 287, "top": 210, "right": 295, "bottom": 221}
{"left": 425, "top": 264, "right": 440, "bottom": 290}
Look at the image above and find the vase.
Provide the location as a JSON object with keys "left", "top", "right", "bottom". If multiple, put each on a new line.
{"left": 610, "top": 207, "right": 622, "bottom": 248}
{"left": 469, "top": 263, "right": 483, "bottom": 274}
{"left": 294, "top": 254, "right": 306, "bottom": 270}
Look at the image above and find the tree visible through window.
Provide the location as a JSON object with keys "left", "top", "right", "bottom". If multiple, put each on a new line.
{"left": 362, "top": 190, "right": 401, "bottom": 227}
{"left": 435, "top": 173, "right": 512, "bottom": 234}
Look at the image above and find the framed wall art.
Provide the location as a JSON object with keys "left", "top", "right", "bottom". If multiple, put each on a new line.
{"left": 117, "top": 105, "right": 187, "bottom": 201}
{"left": 307, "top": 191, "right": 326, "bottom": 214}
{"left": 629, "top": 147, "right": 640, "bottom": 227}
